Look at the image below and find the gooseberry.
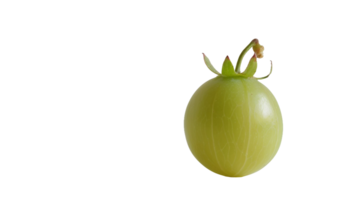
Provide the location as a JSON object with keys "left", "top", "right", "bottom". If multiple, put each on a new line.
{"left": 182, "top": 38, "right": 285, "bottom": 178}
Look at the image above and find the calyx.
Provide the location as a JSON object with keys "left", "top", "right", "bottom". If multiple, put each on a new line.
{"left": 203, "top": 39, "right": 272, "bottom": 79}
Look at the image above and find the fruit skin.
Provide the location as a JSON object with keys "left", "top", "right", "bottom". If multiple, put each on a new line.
{"left": 184, "top": 76, "right": 283, "bottom": 177}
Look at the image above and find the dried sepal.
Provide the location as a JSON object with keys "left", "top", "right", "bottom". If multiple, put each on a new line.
{"left": 203, "top": 53, "right": 221, "bottom": 75}
{"left": 256, "top": 59, "right": 275, "bottom": 80}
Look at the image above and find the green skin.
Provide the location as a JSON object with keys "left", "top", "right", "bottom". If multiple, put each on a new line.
{"left": 184, "top": 39, "right": 283, "bottom": 177}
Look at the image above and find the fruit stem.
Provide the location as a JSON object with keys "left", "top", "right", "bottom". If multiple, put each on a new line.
{"left": 235, "top": 38, "right": 260, "bottom": 73}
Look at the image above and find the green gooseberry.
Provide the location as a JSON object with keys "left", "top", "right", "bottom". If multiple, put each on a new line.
{"left": 182, "top": 38, "right": 285, "bottom": 178}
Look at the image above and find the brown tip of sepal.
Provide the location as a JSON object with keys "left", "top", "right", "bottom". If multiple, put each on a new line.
{"left": 200, "top": 52, "right": 207, "bottom": 66}
{"left": 224, "top": 54, "right": 232, "bottom": 60}
{"left": 250, "top": 52, "right": 257, "bottom": 59}
{"left": 243, "top": 53, "right": 258, "bottom": 67}
{"left": 200, "top": 52, "right": 207, "bottom": 61}
{"left": 225, "top": 55, "right": 230, "bottom": 60}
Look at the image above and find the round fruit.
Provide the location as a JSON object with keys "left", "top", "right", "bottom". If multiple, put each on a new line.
{"left": 184, "top": 39, "right": 283, "bottom": 177}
